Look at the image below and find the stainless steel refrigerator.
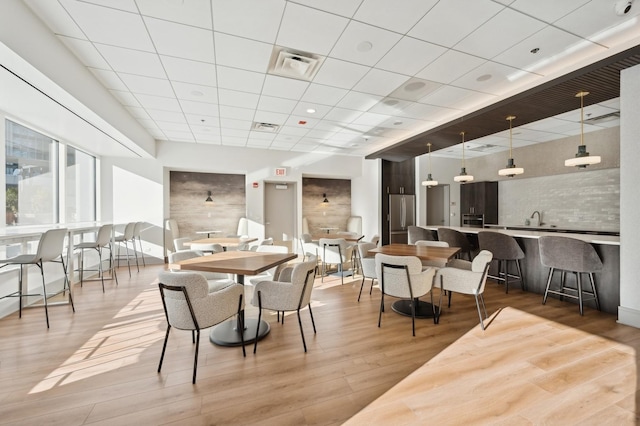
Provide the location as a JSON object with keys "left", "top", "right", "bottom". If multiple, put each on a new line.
{"left": 389, "top": 194, "right": 415, "bottom": 244}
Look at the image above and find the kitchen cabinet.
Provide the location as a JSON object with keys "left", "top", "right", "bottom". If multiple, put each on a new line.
{"left": 460, "top": 181, "right": 498, "bottom": 226}
{"left": 382, "top": 159, "right": 415, "bottom": 245}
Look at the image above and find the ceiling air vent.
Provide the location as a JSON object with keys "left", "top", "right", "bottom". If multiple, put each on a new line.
{"left": 584, "top": 111, "right": 620, "bottom": 124}
{"left": 267, "top": 46, "right": 325, "bottom": 81}
{"left": 252, "top": 122, "right": 280, "bottom": 133}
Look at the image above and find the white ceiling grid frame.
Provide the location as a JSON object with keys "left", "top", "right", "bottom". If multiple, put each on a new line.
{"left": 161, "top": 56, "right": 217, "bottom": 87}
{"left": 143, "top": 17, "right": 215, "bottom": 63}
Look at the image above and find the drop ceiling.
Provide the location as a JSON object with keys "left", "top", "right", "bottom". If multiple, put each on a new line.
{"left": 21, "top": 0, "right": 640, "bottom": 159}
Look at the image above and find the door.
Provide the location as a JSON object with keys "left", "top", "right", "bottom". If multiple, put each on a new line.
{"left": 264, "top": 182, "right": 296, "bottom": 249}
{"left": 427, "top": 184, "right": 449, "bottom": 226}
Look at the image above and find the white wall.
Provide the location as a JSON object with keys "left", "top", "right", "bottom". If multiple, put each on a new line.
{"left": 352, "top": 158, "right": 381, "bottom": 241}
{"left": 619, "top": 64, "right": 640, "bottom": 327}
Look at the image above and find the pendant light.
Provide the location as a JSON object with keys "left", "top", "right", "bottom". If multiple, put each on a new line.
{"left": 454, "top": 131, "right": 474, "bottom": 183}
{"left": 565, "top": 91, "right": 601, "bottom": 168}
{"left": 421, "top": 142, "right": 438, "bottom": 187}
{"left": 498, "top": 115, "right": 524, "bottom": 177}
{"left": 204, "top": 191, "right": 213, "bottom": 205}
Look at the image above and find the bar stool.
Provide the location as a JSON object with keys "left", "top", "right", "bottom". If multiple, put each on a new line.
{"left": 74, "top": 224, "right": 118, "bottom": 292}
{"left": 133, "top": 222, "right": 145, "bottom": 267}
{"left": 115, "top": 222, "right": 138, "bottom": 277}
{"left": 0, "top": 228, "right": 73, "bottom": 328}
{"left": 478, "top": 231, "right": 525, "bottom": 293}
{"left": 539, "top": 236, "right": 602, "bottom": 315}
{"left": 437, "top": 227, "right": 473, "bottom": 260}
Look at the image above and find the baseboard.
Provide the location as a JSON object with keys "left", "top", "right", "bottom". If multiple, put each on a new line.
{"left": 617, "top": 306, "right": 640, "bottom": 329}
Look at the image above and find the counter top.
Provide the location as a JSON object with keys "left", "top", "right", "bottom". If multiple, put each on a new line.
{"left": 423, "top": 225, "right": 620, "bottom": 246}
{"left": 483, "top": 223, "right": 619, "bottom": 236}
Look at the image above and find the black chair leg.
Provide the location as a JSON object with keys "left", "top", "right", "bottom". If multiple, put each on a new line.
{"left": 158, "top": 325, "right": 171, "bottom": 373}
{"left": 357, "top": 276, "right": 365, "bottom": 302}
{"left": 254, "top": 291, "right": 262, "bottom": 354}
{"left": 192, "top": 329, "right": 200, "bottom": 384}
{"left": 297, "top": 309, "right": 307, "bottom": 352}
{"left": 237, "top": 294, "right": 246, "bottom": 357}
{"left": 38, "top": 263, "right": 50, "bottom": 329}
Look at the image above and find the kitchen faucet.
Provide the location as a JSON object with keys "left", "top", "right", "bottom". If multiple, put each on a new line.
{"left": 530, "top": 210, "right": 544, "bottom": 226}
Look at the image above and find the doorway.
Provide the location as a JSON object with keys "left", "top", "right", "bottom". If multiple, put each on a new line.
{"left": 426, "top": 184, "right": 450, "bottom": 227}
{"left": 264, "top": 182, "right": 296, "bottom": 250}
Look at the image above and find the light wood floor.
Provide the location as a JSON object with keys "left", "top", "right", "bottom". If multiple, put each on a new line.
{"left": 0, "top": 264, "right": 638, "bottom": 425}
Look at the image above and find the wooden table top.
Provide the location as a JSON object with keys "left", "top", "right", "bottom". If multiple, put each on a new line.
{"left": 184, "top": 237, "right": 258, "bottom": 247}
{"left": 313, "top": 234, "right": 364, "bottom": 242}
{"left": 169, "top": 250, "right": 297, "bottom": 276}
{"left": 369, "top": 244, "right": 460, "bottom": 261}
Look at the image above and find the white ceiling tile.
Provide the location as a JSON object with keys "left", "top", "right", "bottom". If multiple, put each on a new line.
{"left": 125, "top": 106, "right": 151, "bottom": 119}
{"left": 248, "top": 131, "right": 276, "bottom": 141}
{"left": 368, "top": 98, "right": 412, "bottom": 115}
{"left": 95, "top": 44, "right": 165, "bottom": 78}
{"left": 354, "top": 0, "right": 439, "bottom": 33}
{"left": 171, "top": 81, "right": 218, "bottom": 103}
{"left": 454, "top": 8, "right": 547, "bottom": 59}
{"left": 212, "top": 0, "right": 285, "bottom": 43}
{"left": 216, "top": 66, "right": 265, "bottom": 94}
{"left": 291, "top": 103, "right": 331, "bottom": 119}
{"left": 451, "top": 61, "right": 538, "bottom": 96}
{"left": 59, "top": 37, "right": 110, "bottom": 69}
{"left": 219, "top": 106, "right": 255, "bottom": 121}
{"left": 89, "top": 68, "right": 127, "bottom": 91}
{"left": 376, "top": 37, "right": 447, "bottom": 76}
{"left": 409, "top": 0, "right": 503, "bottom": 48}
{"left": 186, "top": 115, "right": 219, "bottom": 127}
{"left": 135, "top": 93, "right": 182, "bottom": 111}
{"left": 415, "top": 49, "right": 486, "bottom": 84}
{"left": 221, "top": 128, "right": 250, "bottom": 138}
{"left": 163, "top": 130, "right": 195, "bottom": 141}
{"left": 145, "top": 128, "right": 165, "bottom": 139}
{"left": 257, "top": 95, "right": 297, "bottom": 114}
{"left": 351, "top": 112, "right": 391, "bottom": 127}
{"left": 180, "top": 100, "right": 219, "bottom": 117}
{"left": 254, "top": 110, "right": 289, "bottom": 125}
{"left": 323, "top": 107, "right": 364, "bottom": 123}
{"left": 218, "top": 88, "right": 259, "bottom": 109}
{"left": 301, "top": 84, "right": 348, "bottom": 106}
{"left": 214, "top": 33, "right": 273, "bottom": 72}
{"left": 419, "top": 86, "right": 490, "bottom": 110}
{"left": 220, "top": 118, "right": 252, "bottom": 131}
{"left": 493, "top": 26, "right": 605, "bottom": 75}
{"left": 135, "top": 0, "right": 212, "bottom": 29}
{"left": 144, "top": 17, "right": 214, "bottom": 63}
{"left": 109, "top": 90, "right": 141, "bottom": 107}
{"left": 156, "top": 121, "right": 191, "bottom": 132}
{"left": 353, "top": 69, "right": 410, "bottom": 97}
{"left": 119, "top": 73, "right": 174, "bottom": 97}
{"left": 136, "top": 118, "right": 158, "bottom": 129}
{"left": 509, "top": 0, "right": 590, "bottom": 23}
{"left": 329, "top": 21, "right": 402, "bottom": 67}
{"left": 278, "top": 126, "right": 309, "bottom": 137}
{"left": 313, "top": 58, "right": 370, "bottom": 89}
{"left": 247, "top": 139, "right": 274, "bottom": 148}
{"left": 388, "top": 77, "right": 442, "bottom": 101}
{"left": 59, "top": 0, "right": 154, "bottom": 51}
{"left": 160, "top": 56, "right": 217, "bottom": 87}
{"left": 336, "top": 91, "right": 382, "bottom": 111}
{"left": 221, "top": 136, "right": 248, "bottom": 146}
{"left": 24, "top": 0, "right": 86, "bottom": 38}
{"left": 289, "top": 0, "right": 363, "bottom": 17}
{"left": 147, "top": 109, "right": 187, "bottom": 123}
{"left": 276, "top": 2, "right": 349, "bottom": 55}
{"left": 262, "top": 75, "right": 309, "bottom": 100}
{"left": 399, "top": 102, "right": 457, "bottom": 121}
{"left": 285, "top": 116, "right": 319, "bottom": 127}
{"left": 81, "top": 0, "right": 137, "bottom": 12}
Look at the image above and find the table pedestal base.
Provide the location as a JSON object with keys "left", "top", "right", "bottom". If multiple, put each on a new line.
{"left": 209, "top": 318, "right": 270, "bottom": 347}
{"left": 391, "top": 299, "right": 440, "bottom": 320}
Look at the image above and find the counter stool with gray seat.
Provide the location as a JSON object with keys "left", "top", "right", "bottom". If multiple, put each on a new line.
{"left": 478, "top": 231, "right": 525, "bottom": 293}
{"left": 539, "top": 236, "right": 602, "bottom": 316}
{"left": 437, "top": 227, "right": 473, "bottom": 260}
{"left": 408, "top": 226, "right": 435, "bottom": 244}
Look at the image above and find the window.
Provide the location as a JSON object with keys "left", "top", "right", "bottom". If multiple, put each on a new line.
{"left": 4, "top": 119, "right": 96, "bottom": 226}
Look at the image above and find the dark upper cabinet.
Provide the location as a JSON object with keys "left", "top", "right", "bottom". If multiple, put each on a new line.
{"left": 460, "top": 181, "right": 498, "bottom": 225}
{"left": 383, "top": 158, "right": 415, "bottom": 195}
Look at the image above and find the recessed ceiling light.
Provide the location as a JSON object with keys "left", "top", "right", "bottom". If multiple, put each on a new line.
{"left": 306, "top": 108, "right": 316, "bottom": 114}
{"left": 476, "top": 74, "right": 492, "bottom": 82}
{"left": 191, "top": 90, "right": 204, "bottom": 96}
{"left": 356, "top": 41, "right": 373, "bottom": 52}
{"left": 530, "top": 47, "right": 540, "bottom": 54}
{"left": 383, "top": 99, "right": 399, "bottom": 106}
{"left": 404, "top": 81, "right": 426, "bottom": 92}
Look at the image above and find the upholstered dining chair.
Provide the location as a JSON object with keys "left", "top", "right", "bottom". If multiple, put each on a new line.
{"left": 248, "top": 245, "right": 289, "bottom": 285}
{"left": 173, "top": 237, "right": 192, "bottom": 252}
{"left": 357, "top": 242, "right": 377, "bottom": 302}
{"left": 319, "top": 238, "right": 353, "bottom": 285}
{"left": 375, "top": 253, "right": 437, "bottom": 336}
{"left": 157, "top": 271, "right": 245, "bottom": 384}
{"left": 415, "top": 240, "right": 450, "bottom": 268}
{"left": 251, "top": 259, "right": 318, "bottom": 353}
{"left": 434, "top": 250, "right": 493, "bottom": 330}
{"left": 168, "top": 250, "right": 234, "bottom": 292}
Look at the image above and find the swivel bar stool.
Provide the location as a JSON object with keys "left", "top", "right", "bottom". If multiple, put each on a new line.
{"left": 478, "top": 231, "right": 525, "bottom": 293}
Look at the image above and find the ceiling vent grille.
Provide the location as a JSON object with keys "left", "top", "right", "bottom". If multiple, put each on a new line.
{"left": 267, "top": 46, "right": 324, "bottom": 81}
{"left": 584, "top": 111, "right": 620, "bottom": 124}
{"left": 252, "top": 122, "right": 280, "bottom": 133}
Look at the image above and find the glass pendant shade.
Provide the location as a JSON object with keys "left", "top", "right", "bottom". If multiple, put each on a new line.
{"left": 421, "top": 142, "right": 438, "bottom": 187}
{"left": 498, "top": 115, "right": 524, "bottom": 177}
{"left": 454, "top": 132, "right": 474, "bottom": 183}
{"left": 565, "top": 91, "right": 601, "bottom": 168}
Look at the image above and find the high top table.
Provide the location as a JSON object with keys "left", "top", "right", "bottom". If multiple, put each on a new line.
{"left": 369, "top": 244, "right": 461, "bottom": 318}
{"left": 183, "top": 237, "right": 258, "bottom": 250}
{"left": 169, "top": 250, "right": 297, "bottom": 346}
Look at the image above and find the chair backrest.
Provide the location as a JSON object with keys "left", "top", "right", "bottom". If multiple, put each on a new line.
{"left": 301, "top": 233, "right": 313, "bottom": 243}
{"left": 408, "top": 226, "right": 432, "bottom": 244}
{"left": 472, "top": 250, "right": 493, "bottom": 294}
{"left": 260, "top": 237, "right": 274, "bottom": 245}
{"left": 415, "top": 240, "right": 449, "bottom": 247}
{"left": 538, "top": 236, "right": 603, "bottom": 273}
{"left": 375, "top": 253, "right": 435, "bottom": 299}
{"left": 133, "top": 222, "right": 143, "bottom": 237}
{"left": 302, "top": 216, "right": 310, "bottom": 235}
{"left": 174, "top": 237, "right": 192, "bottom": 251}
{"left": 95, "top": 224, "right": 113, "bottom": 246}
{"left": 166, "top": 219, "right": 179, "bottom": 240}
{"left": 347, "top": 216, "right": 362, "bottom": 235}
{"left": 478, "top": 231, "right": 524, "bottom": 260}
{"left": 358, "top": 242, "right": 377, "bottom": 279}
{"left": 36, "top": 228, "right": 68, "bottom": 262}
{"left": 370, "top": 234, "right": 380, "bottom": 246}
{"left": 122, "top": 222, "right": 136, "bottom": 239}
{"left": 237, "top": 217, "right": 248, "bottom": 237}
{"left": 256, "top": 245, "right": 288, "bottom": 254}
{"left": 319, "top": 238, "right": 351, "bottom": 263}
{"left": 437, "top": 228, "right": 472, "bottom": 251}
{"left": 157, "top": 271, "right": 209, "bottom": 330}
{"left": 168, "top": 250, "right": 202, "bottom": 264}
{"left": 290, "top": 259, "right": 318, "bottom": 309}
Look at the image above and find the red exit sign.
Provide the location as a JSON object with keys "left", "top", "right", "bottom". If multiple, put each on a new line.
{"left": 275, "top": 168, "right": 287, "bottom": 176}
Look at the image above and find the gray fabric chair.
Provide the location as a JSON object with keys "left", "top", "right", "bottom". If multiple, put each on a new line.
{"left": 375, "top": 253, "right": 437, "bottom": 336}
{"left": 415, "top": 240, "right": 450, "bottom": 268}
{"left": 168, "top": 250, "right": 234, "bottom": 292}
{"left": 173, "top": 237, "right": 192, "bottom": 252}
{"left": 478, "top": 231, "right": 525, "bottom": 293}
{"left": 357, "top": 242, "right": 377, "bottom": 302}
{"left": 248, "top": 245, "right": 289, "bottom": 285}
{"left": 437, "top": 227, "right": 473, "bottom": 260}
{"left": 252, "top": 259, "right": 318, "bottom": 353}
{"left": 407, "top": 226, "right": 434, "bottom": 244}
{"left": 539, "top": 236, "right": 602, "bottom": 315}
{"left": 157, "top": 271, "right": 245, "bottom": 383}
{"left": 434, "top": 250, "right": 493, "bottom": 330}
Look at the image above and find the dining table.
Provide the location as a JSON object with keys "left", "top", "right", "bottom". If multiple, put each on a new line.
{"left": 312, "top": 233, "right": 364, "bottom": 242}
{"left": 184, "top": 236, "right": 258, "bottom": 250}
{"left": 368, "top": 244, "right": 461, "bottom": 319}
{"left": 195, "top": 230, "right": 222, "bottom": 238}
{"left": 169, "top": 250, "right": 297, "bottom": 346}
